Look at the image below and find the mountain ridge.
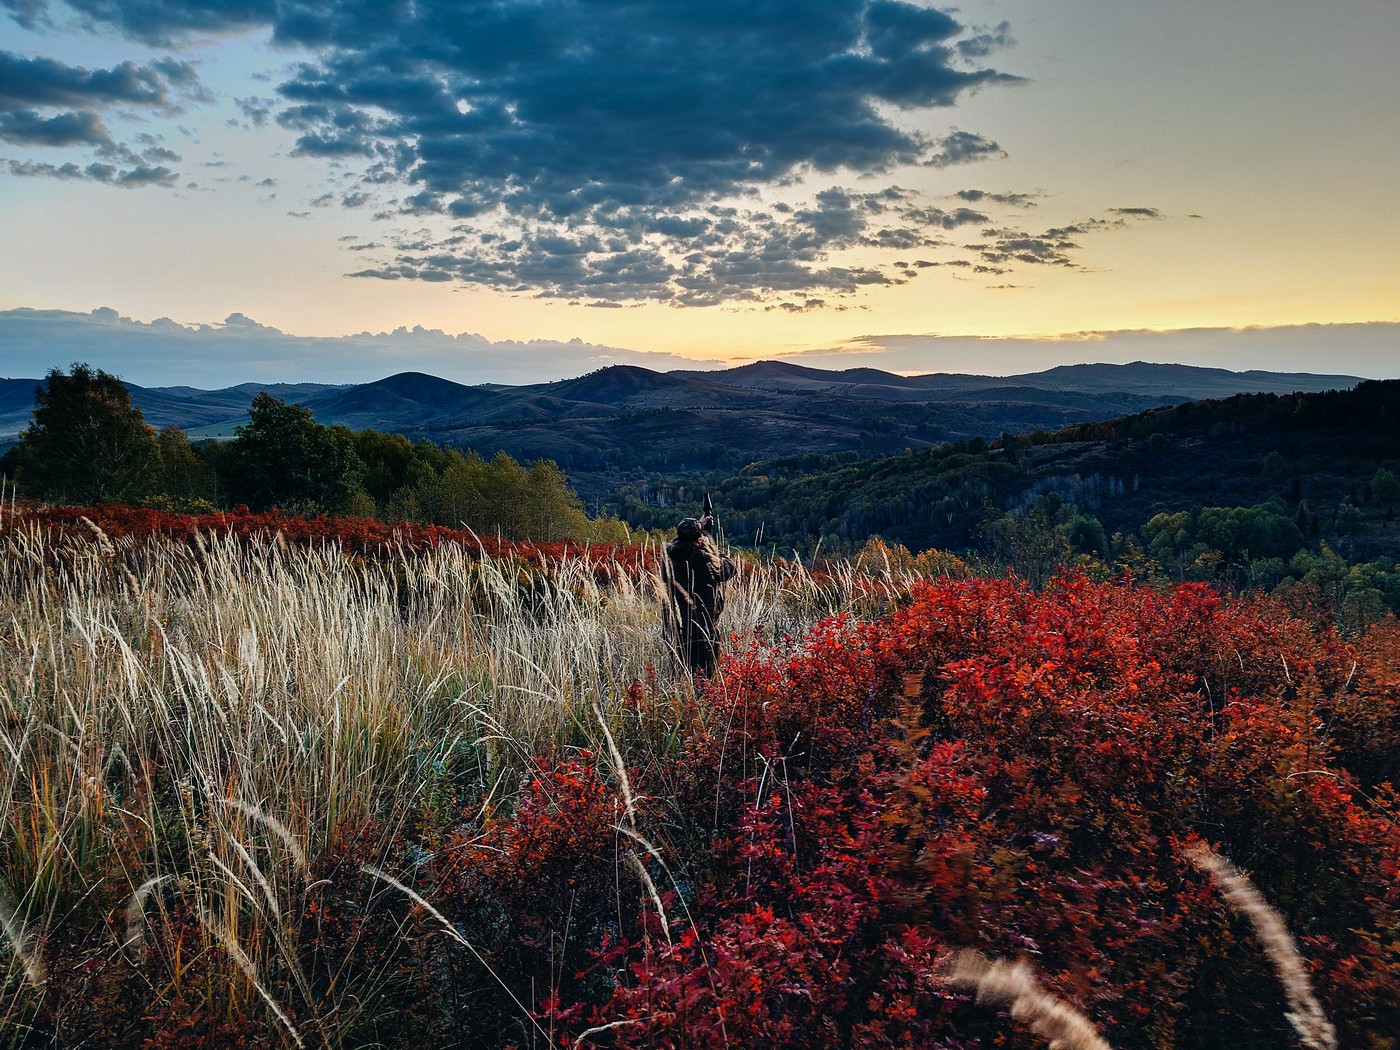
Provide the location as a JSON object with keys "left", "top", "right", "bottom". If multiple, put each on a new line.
{"left": 1, "top": 363, "right": 1366, "bottom": 493}
{"left": 675, "top": 359, "right": 1361, "bottom": 399}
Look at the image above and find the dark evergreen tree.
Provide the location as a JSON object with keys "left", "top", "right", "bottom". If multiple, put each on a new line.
{"left": 6, "top": 363, "right": 158, "bottom": 504}
{"left": 225, "top": 393, "right": 365, "bottom": 512}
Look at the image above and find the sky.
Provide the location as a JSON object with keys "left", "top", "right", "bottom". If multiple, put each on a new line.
{"left": 1, "top": 0, "right": 1397, "bottom": 386}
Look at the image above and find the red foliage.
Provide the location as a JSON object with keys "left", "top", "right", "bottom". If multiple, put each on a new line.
{"left": 571, "top": 572, "right": 1400, "bottom": 1048}
{"left": 5, "top": 502, "right": 654, "bottom": 580}
{"left": 417, "top": 760, "right": 642, "bottom": 1046}
{"left": 9, "top": 507, "right": 1398, "bottom": 1047}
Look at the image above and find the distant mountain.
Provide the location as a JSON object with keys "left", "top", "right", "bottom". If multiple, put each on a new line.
{"left": 677, "top": 359, "right": 1361, "bottom": 401}
{"left": 301, "top": 372, "right": 502, "bottom": 430}
{"left": 154, "top": 381, "right": 343, "bottom": 404}
{"left": 529, "top": 365, "right": 772, "bottom": 412}
{"left": 0, "top": 379, "right": 42, "bottom": 441}
{"left": 0, "top": 363, "right": 1365, "bottom": 493}
{"left": 0, "top": 379, "right": 346, "bottom": 441}
{"left": 999, "top": 361, "right": 1360, "bottom": 399}
{"left": 672, "top": 360, "right": 990, "bottom": 398}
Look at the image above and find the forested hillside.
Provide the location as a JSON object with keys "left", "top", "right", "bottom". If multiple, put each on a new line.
{"left": 611, "top": 381, "right": 1400, "bottom": 616}
{"left": 4, "top": 361, "right": 1363, "bottom": 505}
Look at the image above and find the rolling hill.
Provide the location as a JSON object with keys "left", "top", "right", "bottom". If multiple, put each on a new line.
{"left": 1, "top": 363, "right": 1365, "bottom": 497}
{"left": 674, "top": 359, "right": 1361, "bottom": 400}
{"left": 607, "top": 379, "right": 1400, "bottom": 565}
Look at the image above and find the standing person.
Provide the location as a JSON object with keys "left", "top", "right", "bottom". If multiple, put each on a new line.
{"left": 664, "top": 510, "right": 736, "bottom": 677}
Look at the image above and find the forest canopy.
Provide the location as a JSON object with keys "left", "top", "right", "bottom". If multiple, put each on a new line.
{"left": 0, "top": 364, "right": 628, "bottom": 544}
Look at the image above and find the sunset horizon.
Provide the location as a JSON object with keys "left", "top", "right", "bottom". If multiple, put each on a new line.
{"left": 3, "top": 0, "right": 1396, "bottom": 385}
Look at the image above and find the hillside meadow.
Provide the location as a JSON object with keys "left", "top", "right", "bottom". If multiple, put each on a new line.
{"left": 1, "top": 505, "right": 1397, "bottom": 1048}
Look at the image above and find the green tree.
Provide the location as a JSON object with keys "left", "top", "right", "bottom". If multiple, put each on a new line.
{"left": 1061, "top": 512, "right": 1108, "bottom": 557}
{"left": 6, "top": 363, "right": 158, "bottom": 504}
{"left": 522, "top": 460, "right": 590, "bottom": 541}
{"left": 419, "top": 450, "right": 489, "bottom": 527}
{"left": 225, "top": 393, "right": 365, "bottom": 512}
{"left": 1371, "top": 466, "right": 1400, "bottom": 506}
{"left": 410, "top": 447, "right": 598, "bottom": 541}
{"left": 352, "top": 430, "right": 444, "bottom": 506}
{"left": 1195, "top": 500, "right": 1304, "bottom": 565}
{"left": 155, "top": 425, "right": 219, "bottom": 508}
{"left": 980, "top": 499, "right": 1072, "bottom": 588}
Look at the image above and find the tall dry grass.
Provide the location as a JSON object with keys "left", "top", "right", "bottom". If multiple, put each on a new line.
{"left": 0, "top": 518, "right": 914, "bottom": 1043}
{"left": 941, "top": 950, "right": 1113, "bottom": 1050}
{"left": 1185, "top": 844, "right": 1339, "bottom": 1050}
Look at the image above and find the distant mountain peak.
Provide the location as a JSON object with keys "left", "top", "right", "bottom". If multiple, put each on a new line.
{"left": 364, "top": 371, "right": 477, "bottom": 393}
{"left": 1004, "top": 360, "right": 1361, "bottom": 396}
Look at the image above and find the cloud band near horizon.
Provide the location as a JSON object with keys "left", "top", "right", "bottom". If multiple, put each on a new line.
{"left": 2, "top": 307, "right": 1394, "bottom": 390}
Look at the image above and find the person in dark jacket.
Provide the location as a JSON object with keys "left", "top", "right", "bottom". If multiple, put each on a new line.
{"left": 664, "top": 514, "right": 736, "bottom": 677}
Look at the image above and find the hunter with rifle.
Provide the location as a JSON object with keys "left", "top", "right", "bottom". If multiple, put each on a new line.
{"left": 664, "top": 494, "right": 736, "bottom": 677}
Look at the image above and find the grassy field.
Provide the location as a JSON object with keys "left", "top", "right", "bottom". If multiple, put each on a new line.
{"left": 0, "top": 511, "right": 914, "bottom": 1046}
{"left": 1, "top": 507, "right": 1395, "bottom": 1048}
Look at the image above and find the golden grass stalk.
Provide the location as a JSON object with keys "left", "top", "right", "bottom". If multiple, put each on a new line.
{"left": 221, "top": 798, "right": 309, "bottom": 874}
{"left": 0, "top": 522, "right": 917, "bottom": 1038}
{"left": 361, "top": 864, "right": 557, "bottom": 1048}
{"left": 0, "top": 888, "right": 44, "bottom": 989}
{"left": 941, "top": 949, "right": 1112, "bottom": 1050}
{"left": 1185, "top": 844, "right": 1339, "bottom": 1050}
{"left": 200, "top": 907, "right": 308, "bottom": 1050}
{"left": 124, "top": 874, "right": 173, "bottom": 952}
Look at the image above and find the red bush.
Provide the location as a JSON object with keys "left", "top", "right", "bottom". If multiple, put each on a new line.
{"left": 572, "top": 573, "right": 1400, "bottom": 1048}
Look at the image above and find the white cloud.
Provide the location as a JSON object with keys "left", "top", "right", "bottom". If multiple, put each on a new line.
{"left": 0, "top": 306, "right": 725, "bottom": 386}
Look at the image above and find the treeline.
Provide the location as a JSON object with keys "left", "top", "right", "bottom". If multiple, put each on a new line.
{"left": 614, "top": 381, "right": 1400, "bottom": 555}
{"left": 0, "top": 364, "right": 630, "bottom": 543}
{"left": 843, "top": 491, "right": 1399, "bottom": 635}
{"left": 614, "top": 380, "right": 1400, "bottom": 629}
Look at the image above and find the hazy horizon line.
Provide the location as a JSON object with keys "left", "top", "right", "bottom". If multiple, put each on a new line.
{"left": 1, "top": 306, "right": 1395, "bottom": 388}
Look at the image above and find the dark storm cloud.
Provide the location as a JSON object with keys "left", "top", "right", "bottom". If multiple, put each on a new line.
{"left": 964, "top": 208, "right": 1163, "bottom": 270}
{"left": 111, "top": 162, "right": 177, "bottom": 186}
{"left": 767, "top": 298, "right": 832, "bottom": 313}
{"left": 7, "top": 158, "right": 88, "bottom": 179}
{"left": 352, "top": 186, "right": 965, "bottom": 305}
{"left": 8, "top": 157, "right": 176, "bottom": 185}
{"left": 0, "top": 107, "right": 109, "bottom": 145}
{"left": 972, "top": 234, "right": 1079, "bottom": 267}
{"left": 0, "top": 50, "right": 190, "bottom": 109}
{"left": 349, "top": 184, "right": 1160, "bottom": 303}
{"left": 957, "top": 188, "right": 1039, "bottom": 207}
{"left": 923, "top": 130, "right": 1006, "bottom": 167}
{"left": 0, "top": 0, "right": 276, "bottom": 46}
{"left": 901, "top": 205, "right": 990, "bottom": 229}
{"left": 233, "top": 95, "right": 275, "bottom": 127}
{"left": 266, "top": 0, "right": 1017, "bottom": 213}
{"left": 141, "top": 145, "right": 180, "bottom": 163}
{"left": 0, "top": 49, "right": 202, "bottom": 178}
{"left": 6, "top": 0, "right": 1027, "bottom": 300}
{"left": 957, "top": 20, "right": 1012, "bottom": 59}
